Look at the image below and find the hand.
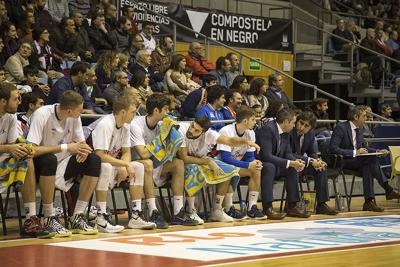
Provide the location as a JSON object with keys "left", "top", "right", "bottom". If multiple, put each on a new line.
{"left": 67, "top": 142, "right": 92, "bottom": 156}
{"left": 115, "top": 167, "right": 128, "bottom": 186}
{"left": 247, "top": 141, "right": 260, "bottom": 154}
{"left": 311, "top": 159, "right": 326, "bottom": 171}
{"left": 47, "top": 70, "right": 58, "bottom": 79}
{"left": 76, "top": 153, "right": 88, "bottom": 163}
{"left": 39, "top": 84, "right": 50, "bottom": 96}
{"left": 289, "top": 159, "right": 305, "bottom": 172}
{"left": 125, "top": 163, "right": 136, "bottom": 182}
{"left": 356, "top": 148, "right": 368, "bottom": 156}
{"left": 8, "top": 144, "right": 30, "bottom": 159}
{"left": 209, "top": 160, "right": 224, "bottom": 176}
{"left": 99, "top": 23, "right": 107, "bottom": 33}
{"left": 377, "top": 149, "right": 389, "bottom": 155}
{"left": 248, "top": 160, "right": 263, "bottom": 170}
{"left": 96, "top": 98, "right": 108, "bottom": 106}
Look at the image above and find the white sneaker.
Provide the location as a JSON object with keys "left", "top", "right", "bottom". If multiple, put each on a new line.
{"left": 188, "top": 209, "right": 204, "bottom": 225}
{"left": 210, "top": 208, "right": 233, "bottom": 222}
{"left": 95, "top": 213, "right": 124, "bottom": 233}
{"left": 128, "top": 210, "right": 156, "bottom": 230}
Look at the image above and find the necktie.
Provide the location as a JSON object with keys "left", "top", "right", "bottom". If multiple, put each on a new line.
{"left": 355, "top": 128, "right": 362, "bottom": 149}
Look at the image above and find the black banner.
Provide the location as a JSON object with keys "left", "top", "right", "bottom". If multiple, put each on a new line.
{"left": 118, "top": 0, "right": 292, "bottom": 51}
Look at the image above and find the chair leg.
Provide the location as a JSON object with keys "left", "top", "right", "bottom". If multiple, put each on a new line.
{"left": 306, "top": 177, "right": 311, "bottom": 191}
{"left": 59, "top": 190, "right": 68, "bottom": 227}
{"left": 158, "top": 187, "right": 168, "bottom": 219}
{"left": 0, "top": 193, "right": 7, "bottom": 235}
{"left": 87, "top": 195, "right": 93, "bottom": 218}
{"left": 201, "top": 188, "right": 208, "bottom": 220}
{"left": 341, "top": 172, "right": 351, "bottom": 211}
{"left": 206, "top": 187, "right": 212, "bottom": 209}
{"left": 38, "top": 200, "right": 43, "bottom": 218}
{"left": 280, "top": 180, "right": 286, "bottom": 212}
{"left": 122, "top": 187, "right": 131, "bottom": 219}
{"left": 332, "top": 177, "right": 339, "bottom": 209}
{"left": 110, "top": 189, "right": 119, "bottom": 224}
{"left": 4, "top": 186, "right": 11, "bottom": 213}
{"left": 348, "top": 175, "right": 356, "bottom": 209}
{"left": 237, "top": 185, "right": 243, "bottom": 204}
{"left": 14, "top": 189, "right": 23, "bottom": 234}
{"left": 166, "top": 187, "right": 173, "bottom": 217}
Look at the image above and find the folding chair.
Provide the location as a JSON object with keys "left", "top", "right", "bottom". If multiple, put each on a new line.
{"left": 389, "top": 146, "right": 400, "bottom": 203}
{"left": 3, "top": 183, "right": 24, "bottom": 235}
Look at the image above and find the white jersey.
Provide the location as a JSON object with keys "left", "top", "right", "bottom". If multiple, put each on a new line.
{"left": 91, "top": 114, "right": 130, "bottom": 159}
{"left": 27, "top": 104, "right": 85, "bottom": 162}
{"left": 178, "top": 122, "right": 220, "bottom": 158}
{"left": 130, "top": 116, "right": 161, "bottom": 159}
{"left": 217, "top": 123, "right": 255, "bottom": 160}
{"left": 140, "top": 33, "right": 156, "bottom": 53}
{"left": 0, "top": 113, "right": 19, "bottom": 145}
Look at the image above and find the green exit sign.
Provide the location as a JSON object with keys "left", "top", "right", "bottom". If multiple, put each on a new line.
{"left": 249, "top": 58, "right": 261, "bottom": 71}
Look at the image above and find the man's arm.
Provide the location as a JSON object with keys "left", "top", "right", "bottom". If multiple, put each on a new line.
{"left": 256, "top": 127, "right": 289, "bottom": 168}
{"left": 216, "top": 135, "right": 260, "bottom": 152}
{"left": 96, "top": 147, "right": 131, "bottom": 167}
{"left": 329, "top": 125, "right": 354, "bottom": 157}
{"left": 134, "top": 145, "right": 152, "bottom": 159}
{"left": 177, "top": 147, "right": 210, "bottom": 165}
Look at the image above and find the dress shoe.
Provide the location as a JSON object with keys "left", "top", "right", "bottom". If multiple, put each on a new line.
{"left": 286, "top": 207, "right": 311, "bottom": 218}
{"left": 386, "top": 190, "right": 400, "bottom": 200}
{"left": 316, "top": 203, "right": 338, "bottom": 215}
{"left": 363, "top": 200, "right": 384, "bottom": 212}
{"left": 264, "top": 208, "right": 286, "bottom": 220}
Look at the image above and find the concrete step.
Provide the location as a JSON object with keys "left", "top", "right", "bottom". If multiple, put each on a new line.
{"left": 295, "top": 43, "right": 322, "bottom": 53}
{"left": 319, "top": 71, "right": 352, "bottom": 84}
{"left": 295, "top": 59, "right": 350, "bottom": 72}
{"left": 349, "top": 86, "right": 397, "bottom": 98}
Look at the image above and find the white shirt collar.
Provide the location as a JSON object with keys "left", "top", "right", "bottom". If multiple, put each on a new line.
{"left": 276, "top": 122, "right": 284, "bottom": 135}
{"left": 349, "top": 121, "right": 358, "bottom": 131}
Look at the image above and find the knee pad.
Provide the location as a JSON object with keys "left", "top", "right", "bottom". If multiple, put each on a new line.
{"left": 97, "top": 163, "right": 113, "bottom": 191}
{"left": 130, "top": 161, "right": 144, "bottom": 186}
{"left": 36, "top": 154, "right": 57, "bottom": 176}
{"left": 83, "top": 153, "right": 101, "bottom": 177}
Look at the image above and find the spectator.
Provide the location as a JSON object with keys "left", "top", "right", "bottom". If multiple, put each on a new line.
{"left": 360, "top": 28, "right": 384, "bottom": 87}
{"left": 195, "top": 85, "right": 226, "bottom": 131}
{"left": 265, "top": 74, "right": 295, "bottom": 108}
{"left": 221, "top": 88, "right": 242, "bottom": 120}
{"left": 374, "top": 29, "right": 391, "bottom": 55}
{"left": 380, "top": 103, "right": 394, "bottom": 121}
{"left": 4, "top": 41, "right": 32, "bottom": 84}
{"left": 47, "top": 0, "right": 69, "bottom": 23}
{"left": 108, "top": 16, "right": 132, "bottom": 52}
{"left": 1, "top": 22, "right": 19, "bottom": 59}
{"left": 129, "top": 69, "right": 153, "bottom": 115}
{"left": 46, "top": 61, "right": 94, "bottom": 113}
{"left": 18, "top": 10, "right": 37, "bottom": 41}
{"left": 252, "top": 104, "right": 263, "bottom": 129}
{"left": 0, "top": 2, "right": 9, "bottom": 29}
{"left": 95, "top": 50, "right": 119, "bottom": 92}
{"left": 35, "top": 0, "right": 55, "bottom": 29}
{"left": 364, "top": 10, "right": 376, "bottom": 29}
{"left": 226, "top": 52, "right": 241, "bottom": 88}
{"left": 17, "top": 65, "right": 50, "bottom": 98}
{"left": 230, "top": 75, "right": 249, "bottom": 106}
{"left": 245, "top": 78, "right": 269, "bottom": 119}
{"left": 116, "top": 52, "right": 132, "bottom": 81}
{"left": 165, "top": 54, "right": 190, "bottom": 100}
{"left": 121, "top": 5, "right": 139, "bottom": 34}
{"left": 88, "top": 12, "right": 114, "bottom": 55}
{"left": 183, "top": 67, "right": 200, "bottom": 91}
{"left": 68, "top": 0, "right": 91, "bottom": 17}
{"left": 0, "top": 66, "right": 6, "bottom": 82}
{"left": 0, "top": 37, "right": 6, "bottom": 66}
{"left": 17, "top": 91, "right": 44, "bottom": 138}
{"left": 50, "top": 17, "right": 79, "bottom": 63}
{"left": 151, "top": 36, "right": 174, "bottom": 74}
{"left": 347, "top": 20, "right": 361, "bottom": 44}
{"left": 386, "top": 30, "right": 399, "bottom": 55}
{"left": 140, "top": 22, "right": 157, "bottom": 53}
{"left": 105, "top": 3, "right": 118, "bottom": 31}
{"left": 85, "top": 67, "right": 108, "bottom": 114}
{"left": 71, "top": 11, "right": 95, "bottom": 62}
{"left": 126, "top": 33, "right": 144, "bottom": 67}
{"left": 185, "top": 42, "right": 215, "bottom": 83}
{"left": 181, "top": 74, "right": 217, "bottom": 118}
{"left": 263, "top": 99, "right": 284, "bottom": 122}
{"left": 363, "top": 106, "right": 375, "bottom": 138}
{"left": 209, "top": 56, "right": 231, "bottom": 88}
{"left": 310, "top": 97, "right": 332, "bottom": 136}
{"left": 103, "top": 70, "right": 129, "bottom": 107}
{"left": 332, "top": 19, "right": 353, "bottom": 52}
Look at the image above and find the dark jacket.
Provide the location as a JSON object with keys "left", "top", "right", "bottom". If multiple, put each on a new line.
{"left": 289, "top": 128, "right": 318, "bottom": 163}
{"left": 87, "top": 25, "right": 114, "bottom": 54}
{"left": 75, "top": 26, "right": 95, "bottom": 60}
{"left": 264, "top": 87, "right": 295, "bottom": 109}
{"left": 108, "top": 29, "right": 130, "bottom": 52}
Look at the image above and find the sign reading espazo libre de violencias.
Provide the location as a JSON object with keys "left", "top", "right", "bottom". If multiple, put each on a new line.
{"left": 118, "top": 0, "right": 292, "bottom": 51}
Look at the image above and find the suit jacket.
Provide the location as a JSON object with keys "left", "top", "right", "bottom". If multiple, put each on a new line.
{"left": 255, "top": 120, "right": 295, "bottom": 168}
{"left": 264, "top": 87, "right": 295, "bottom": 109}
{"left": 329, "top": 121, "right": 374, "bottom": 158}
{"left": 289, "top": 129, "right": 318, "bottom": 163}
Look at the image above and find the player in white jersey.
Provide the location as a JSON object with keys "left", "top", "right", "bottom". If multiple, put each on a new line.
{"left": 27, "top": 91, "right": 100, "bottom": 236}
{"left": 218, "top": 106, "right": 267, "bottom": 220}
{"left": 0, "top": 82, "right": 54, "bottom": 238}
{"left": 131, "top": 94, "right": 197, "bottom": 227}
{"left": 177, "top": 116, "right": 260, "bottom": 223}
{"left": 91, "top": 95, "right": 156, "bottom": 232}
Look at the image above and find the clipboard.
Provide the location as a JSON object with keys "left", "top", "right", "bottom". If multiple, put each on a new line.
{"left": 357, "top": 152, "right": 386, "bottom": 156}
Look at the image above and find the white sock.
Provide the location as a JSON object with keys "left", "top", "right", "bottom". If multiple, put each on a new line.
{"left": 173, "top": 196, "right": 183, "bottom": 215}
{"left": 214, "top": 195, "right": 224, "bottom": 210}
{"left": 24, "top": 202, "right": 36, "bottom": 218}
{"left": 146, "top": 198, "right": 157, "bottom": 214}
{"left": 187, "top": 196, "right": 196, "bottom": 211}
{"left": 43, "top": 203, "right": 55, "bottom": 217}
{"left": 224, "top": 193, "right": 233, "bottom": 209}
{"left": 97, "top": 202, "right": 107, "bottom": 214}
{"left": 73, "top": 200, "right": 88, "bottom": 215}
{"left": 248, "top": 191, "right": 259, "bottom": 210}
{"left": 132, "top": 199, "right": 142, "bottom": 211}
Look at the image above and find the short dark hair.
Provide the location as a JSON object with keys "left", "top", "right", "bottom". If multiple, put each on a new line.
{"left": 0, "top": 82, "right": 17, "bottom": 102}
{"left": 201, "top": 74, "right": 217, "bottom": 87}
{"left": 142, "top": 21, "right": 155, "bottom": 28}
{"left": 32, "top": 27, "right": 48, "bottom": 41}
{"left": 215, "top": 56, "right": 227, "bottom": 70}
{"left": 225, "top": 89, "right": 241, "bottom": 105}
{"left": 347, "top": 105, "right": 366, "bottom": 121}
{"left": 265, "top": 99, "right": 285, "bottom": 119}
{"left": 276, "top": 108, "right": 295, "bottom": 124}
{"left": 60, "top": 91, "right": 83, "bottom": 109}
{"left": 225, "top": 52, "right": 237, "bottom": 61}
{"left": 183, "top": 67, "right": 192, "bottom": 74}
{"left": 311, "top": 97, "right": 328, "bottom": 111}
{"left": 23, "top": 65, "right": 39, "bottom": 77}
{"left": 117, "top": 16, "right": 130, "bottom": 28}
{"left": 21, "top": 92, "right": 42, "bottom": 112}
{"left": 268, "top": 73, "right": 280, "bottom": 86}
{"left": 194, "top": 116, "right": 211, "bottom": 132}
{"left": 230, "top": 75, "right": 246, "bottom": 90}
{"left": 380, "top": 103, "right": 391, "bottom": 112}
{"left": 297, "top": 111, "right": 317, "bottom": 128}
{"left": 206, "top": 85, "right": 225, "bottom": 104}
{"left": 121, "top": 5, "right": 134, "bottom": 15}
{"left": 91, "top": 11, "right": 105, "bottom": 21}
{"left": 236, "top": 106, "right": 255, "bottom": 123}
{"left": 170, "top": 54, "right": 185, "bottom": 71}
{"left": 146, "top": 94, "right": 171, "bottom": 115}
{"left": 70, "top": 61, "right": 90, "bottom": 76}
{"left": 247, "top": 78, "right": 266, "bottom": 96}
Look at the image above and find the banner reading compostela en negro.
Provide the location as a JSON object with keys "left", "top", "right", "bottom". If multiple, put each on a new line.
{"left": 118, "top": 0, "right": 292, "bottom": 51}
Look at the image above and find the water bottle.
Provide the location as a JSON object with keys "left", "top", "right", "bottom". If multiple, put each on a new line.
{"left": 336, "top": 193, "right": 345, "bottom": 211}
{"left": 340, "top": 194, "right": 345, "bottom": 211}
{"left": 240, "top": 201, "right": 247, "bottom": 216}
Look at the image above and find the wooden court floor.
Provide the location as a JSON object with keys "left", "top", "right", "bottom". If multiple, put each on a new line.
{"left": 1, "top": 196, "right": 400, "bottom": 267}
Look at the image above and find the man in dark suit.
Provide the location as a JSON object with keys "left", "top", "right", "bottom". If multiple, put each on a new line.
{"left": 265, "top": 74, "right": 295, "bottom": 109}
{"left": 329, "top": 105, "right": 399, "bottom": 212}
{"left": 256, "top": 108, "right": 310, "bottom": 219}
{"left": 289, "top": 111, "right": 337, "bottom": 215}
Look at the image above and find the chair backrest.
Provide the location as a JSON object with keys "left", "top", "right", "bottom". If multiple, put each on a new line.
{"left": 389, "top": 146, "right": 400, "bottom": 175}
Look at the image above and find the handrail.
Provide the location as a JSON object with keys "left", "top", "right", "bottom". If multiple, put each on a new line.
{"left": 319, "top": 9, "right": 400, "bottom": 25}
{"left": 129, "top": 0, "right": 391, "bottom": 122}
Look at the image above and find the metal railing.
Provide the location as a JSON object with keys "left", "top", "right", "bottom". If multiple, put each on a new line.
{"left": 131, "top": 0, "right": 392, "bottom": 122}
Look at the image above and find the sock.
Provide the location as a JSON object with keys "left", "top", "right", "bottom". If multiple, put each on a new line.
{"left": 43, "top": 203, "right": 55, "bottom": 217}
{"left": 73, "top": 200, "right": 88, "bottom": 215}
{"left": 224, "top": 193, "right": 233, "bottom": 209}
{"left": 146, "top": 198, "right": 157, "bottom": 214}
{"left": 97, "top": 202, "right": 107, "bottom": 214}
{"left": 248, "top": 191, "right": 259, "bottom": 211}
{"left": 213, "top": 195, "right": 224, "bottom": 210}
{"left": 187, "top": 196, "right": 196, "bottom": 211}
{"left": 132, "top": 199, "right": 142, "bottom": 211}
{"left": 173, "top": 196, "right": 183, "bottom": 215}
{"left": 24, "top": 202, "right": 36, "bottom": 218}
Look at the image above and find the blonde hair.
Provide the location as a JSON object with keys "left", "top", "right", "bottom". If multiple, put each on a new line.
{"left": 97, "top": 50, "right": 118, "bottom": 76}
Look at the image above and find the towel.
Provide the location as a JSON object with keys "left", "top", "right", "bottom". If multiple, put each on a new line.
{"left": 184, "top": 157, "right": 240, "bottom": 196}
